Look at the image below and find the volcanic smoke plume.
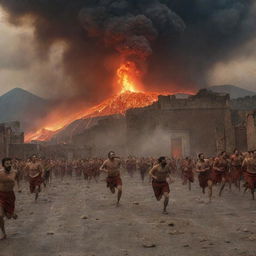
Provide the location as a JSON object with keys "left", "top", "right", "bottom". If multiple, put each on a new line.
{"left": 1, "top": 0, "right": 255, "bottom": 102}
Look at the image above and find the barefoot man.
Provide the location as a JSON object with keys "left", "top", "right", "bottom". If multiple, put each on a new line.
{"left": 229, "top": 149, "right": 243, "bottom": 191}
{"left": 149, "top": 157, "right": 171, "bottom": 214}
{"left": 0, "top": 158, "right": 20, "bottom": 240}
{"left": 243, "top": 150, "right": 256, "bottom": 200}
{"left": 26, "top": 155, "right": 44, "bottom": 201}
{"left": 181, "top": 157, "right": 194, "bottom": 191}
{"left": 100, "top": 151, "right": 122, "bottom": 206}
{"left": 196, "top": 153, "right": 213, "bottom": 202}
{"left": 213, "top": 151, "right": 229, "bottom": 197}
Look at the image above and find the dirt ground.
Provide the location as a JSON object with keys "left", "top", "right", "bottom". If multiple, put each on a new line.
{"left": 1, "top": 172, "right": 256, "bottom": 256}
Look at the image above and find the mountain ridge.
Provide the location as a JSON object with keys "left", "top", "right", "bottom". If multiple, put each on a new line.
{"left": 0, "top": 87, "right": 50, "bottom": 131}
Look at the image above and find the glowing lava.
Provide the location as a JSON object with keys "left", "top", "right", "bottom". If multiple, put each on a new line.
{"left": 25, "top": 61, "right": 194, "bottom": 142}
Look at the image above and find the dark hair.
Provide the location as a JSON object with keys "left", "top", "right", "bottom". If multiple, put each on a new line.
{"left": 158, "top": 156, "right": 166, "bottom": 163}
{"left": 233, "top": 148, "right": 238, "bottom": 153}
{"left": 221, "top": 151, "right": 226, "bottom": 155}
{"left": 108, "top": 151, "right": 115, "bottom": 158}
{"left": 198, "top": 153, "right": 204, "bottom": 159}
{"left": 2, "top": 157, "right": 12, "bottom": 167}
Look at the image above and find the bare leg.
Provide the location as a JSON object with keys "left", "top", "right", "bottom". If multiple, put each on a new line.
{"left": 110, "top": 187, "right": 115, "bottom": 194}
{"left": 163, "top": 193, "right": 169, "bottom": 214}
{"left": 49, "top": 173, "right": 52, "bottom": 184}
{"left": 251, "top": 189, "right": 255, "bottom": 200}
{"left": 116, "top": 186, "right": 122, "bottom": 206}
{"left": 156, "top": 195, "right": 162, "bottom": 201}
{"left": 35, "top": 186, "right": 40, "bottom": 201}
{"left": 207, "top": 180, "right": 213, "bottom": 202}
{"left": 140, "top": 171, "right": 145, "bottom": 182}
{"left": 0, "top": 207, "right": 6, "bottom": 240}
{"left": 219, "top": 178, "right": 226, "bottom": 197}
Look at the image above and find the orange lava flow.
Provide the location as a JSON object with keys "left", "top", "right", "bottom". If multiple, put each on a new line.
{"left": 25, "top": 62, "right": 195, "bottom": 142}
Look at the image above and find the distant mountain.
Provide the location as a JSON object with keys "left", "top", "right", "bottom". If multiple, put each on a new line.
{"left": 0, "top": 88, "right": 50, "bottom": 131}
{"left": 208, "top": 85, "right": 256, "bottom": 99}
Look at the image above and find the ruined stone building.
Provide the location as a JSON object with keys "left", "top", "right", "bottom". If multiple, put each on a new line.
{"left": 8, "top": 90, "right": 255, "bottom": 159}
{"left": 72, "top": 90, "right": 256, "bottom": 158}
{"left": 126, "top": 90, "right": 234, "bottom": 157}
{"left": 126, "top": 90, "right": 256, "bottom": 157}
{"left": 0, "top": 121, "right": 24, "bottom": 159}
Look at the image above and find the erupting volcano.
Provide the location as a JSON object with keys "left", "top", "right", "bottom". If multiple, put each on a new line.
{"left": 81, "top": 61, "right": 163, "bottom": 117}
{"left": 25, "top": 61, "right": 194, "bottom": 142}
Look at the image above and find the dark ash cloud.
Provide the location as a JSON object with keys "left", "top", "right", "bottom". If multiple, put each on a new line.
{"left": 0, "top": 0, "right": 255, "bottom": 101}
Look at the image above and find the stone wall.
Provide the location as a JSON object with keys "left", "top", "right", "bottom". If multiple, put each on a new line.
{"left": 73, "top": 116, "right": 127, "bottom": 157}
{"left": 126, "top": 91, "right": 235, "bottom": 157}
{"left": 158, "top": 89, "right": 229, "bottom": 110}
{"left": 9, "top": 143, "right": 39, "bottom": 159}
{"left": 231, "top": 96, "right": 256, "bottom": 110}
{"left": 0, "top": 121, "right": 24, "bottom": 159}
{"left": 246, "top": 112, "right": 256, "bottom": 150}
{"left": 68, "top": 90, "right": 255, "bottom": 157}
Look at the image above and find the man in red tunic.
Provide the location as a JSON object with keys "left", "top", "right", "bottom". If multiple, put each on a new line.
{"left": 181, "top": 157, "right": 194, "bottom": 191}
{"left": 229, "top": 149, "right": 243, "bottom": 190}
{"left": 125, "top": 156, "right": 136, "bottom": 178}
{"left": 0, "top": 158, "right": 20, "bottom": 240}
{"left": 213, "top": 151, "right": 229, "bottom": 197}
{"left": 196, "top": 153, "right": 213, "bottom": 202}
{"left": 100, "top": 151, "right": 122, "bottom": 207}
{"left": 138, "top": 157, "right": 151, "bottom": 182}
{"left": 26, "top": 155, "right": 44, "bottom": 201}
{"left": 242, "top": 150, "right": 256, "bottom": 200}
{"left": 149, "top": 157, "right": 171, "bottom": 214}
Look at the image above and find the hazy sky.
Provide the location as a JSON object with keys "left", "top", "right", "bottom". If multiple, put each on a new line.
{"left": 0, "top": 7, "right": 255, "bottom": 98}
{"left": 0, "top": 7, "right": 73, "bottom": 98}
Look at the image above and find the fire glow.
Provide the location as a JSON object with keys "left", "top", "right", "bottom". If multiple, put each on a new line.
{"left": 117, "top": 62, "right": 139, "bottom": 93}
{"left": 25, "top": 62, "right": 194, "bottom": 142}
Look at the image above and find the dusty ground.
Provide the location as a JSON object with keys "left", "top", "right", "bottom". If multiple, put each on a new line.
{"left": 1, "top": 172, "right": 256, "bottom": 256}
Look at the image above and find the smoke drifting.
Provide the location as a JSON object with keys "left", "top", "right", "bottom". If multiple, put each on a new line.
{"left": 0, "top": 0, "right": 255, "bottom": 102}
